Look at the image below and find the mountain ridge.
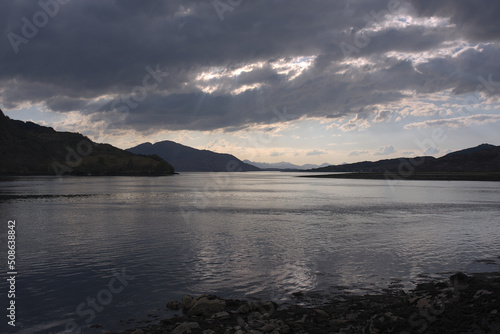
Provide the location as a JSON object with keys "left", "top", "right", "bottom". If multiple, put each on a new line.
{"left": 3, "top": 109, "right": 498, "bottom": 176}
{"left": 127, "top": 140, "right": 260, "bottom": 172}
{"left": 0, "top": 109, "right": 175, "bottom": 176}
{"left": 244, "top": 160, "right": 330, "bottom": 170}
{"left": 310, "top": 143, "right": 500, "bottom": 173}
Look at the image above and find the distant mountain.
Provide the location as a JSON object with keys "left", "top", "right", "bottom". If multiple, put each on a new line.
{"left": 443, "top": 143, "right": 496, "bottom": 157}
{"left": 244, "top": 160, "right": 330, "bottom": 170}
{"left": 127, "top": 141, "right": 261, "bottom": 172}
{"left": 311, "top": 156, "right": 435, "bottom": 173}
{"left": 0, "top": 109, "right": 175, "bottom": 176}
{"left": 311, "top": 144, "right": 500, "bottom": 173}
{"left": 417, "top": 144, "right": 500, "bottom": 172}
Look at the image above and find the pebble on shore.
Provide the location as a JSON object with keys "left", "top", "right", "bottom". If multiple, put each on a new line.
{"left": 114, "top": 272, "right": 500, "bottom": 334}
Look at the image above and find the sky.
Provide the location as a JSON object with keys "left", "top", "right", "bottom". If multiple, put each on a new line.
{"left": 1, "top": 0, "right": 500, "bottom": 165}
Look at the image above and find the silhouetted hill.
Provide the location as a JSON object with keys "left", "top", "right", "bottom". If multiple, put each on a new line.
{"left": 310, "top": 144, "right": 500, "bottom": 173}
{"left": 244, "top": 160, "right": 330, "bottom": 170}
{"left": 444, "top": 143, "right": 496, "bottom": 156}
{"left": 418, "top": 144, "right": 500, "bottom": 172}
{"left": 127, "top": 141, "right": 260, "bottom": 172}
{"left": 0, "top": 109, "right": 175, "bottom": 176}
{"left": 311, "top": 156, "right": 436, "bottom": 173}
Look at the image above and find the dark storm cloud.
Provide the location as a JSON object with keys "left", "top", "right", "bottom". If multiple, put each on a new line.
{"left": 1, "top": 0, "right": 500, "bottom": 132}
{"left": 409, "top": 0, "right": 500, "bottom": 41}
{"left": 416, "top": 45, "right": 500, "bottom": 95}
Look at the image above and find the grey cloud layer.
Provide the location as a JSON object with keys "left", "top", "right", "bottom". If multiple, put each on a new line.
{"left": 1, "top": 0, "right": 499, "bottom": 132}
{"left": 410, "top": 0, "right": 500, "bottom": 41}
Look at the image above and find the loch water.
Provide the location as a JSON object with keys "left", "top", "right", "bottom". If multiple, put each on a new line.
{"left": 1, "top": 172, "right": 499, "bottom": 333}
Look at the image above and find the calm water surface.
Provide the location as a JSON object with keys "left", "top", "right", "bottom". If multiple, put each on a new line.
{"left": 0, "top": 172, "right": 499, "bottom": 333}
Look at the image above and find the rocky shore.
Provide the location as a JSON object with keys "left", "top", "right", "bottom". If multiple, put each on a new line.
{"left": 111, "top": 272, "right": 499, "bottom": 334}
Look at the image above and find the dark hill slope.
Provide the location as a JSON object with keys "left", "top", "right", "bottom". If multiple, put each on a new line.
{"left": 418, "top": 144, "right": 500, "bottom": 172}
{"left": 311, "top": 144, "right": 499, "bottom": 173}
{"left": 311, "top": 156, "right": 436, "bottom": 173}
{"left": 127, "top": 140, "right": 260, "bottom": 172}
{"left": 0, "top": 109, "right": 174, "bottom": 176}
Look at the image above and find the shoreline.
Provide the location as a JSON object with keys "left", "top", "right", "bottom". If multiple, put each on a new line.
{"left": 300, "top": 172, "right": 500, "bottom": 182}
{"left": 108, "top": 272, "right": 500, "bottom": 334}
{"left": 0, "top": 172, "right": 178, "bottom": 177}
